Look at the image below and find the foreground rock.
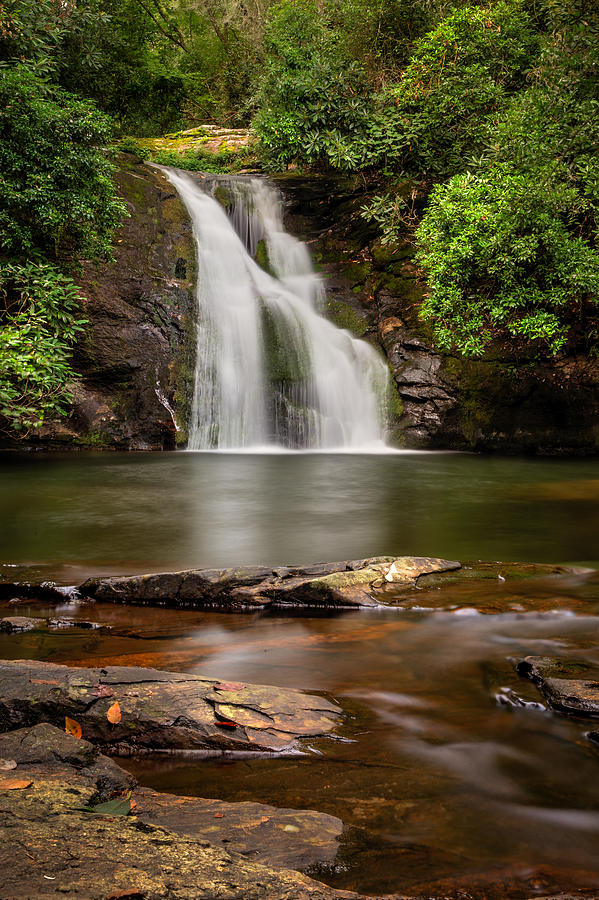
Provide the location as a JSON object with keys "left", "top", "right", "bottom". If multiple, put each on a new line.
{"left": 0, "top": 660, "right": 342, "bottom": 754}
{"left": 515, "top": 656, "right": 599, "bottom": 717}
{"left": 134, "top": 790, "right": 343, "bottom": 871}
{"left": 0, "top": 724, "right": 357, "bottom": 899}
{"left": 80, "top": 556, "right": 461, "bottom": 610}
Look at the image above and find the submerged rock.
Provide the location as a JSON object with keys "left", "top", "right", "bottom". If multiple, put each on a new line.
{"left": 79, "top": 556, "right": 462, "bottom": 610}
{"left": 0, "top": 616, "right": 39, "bottom": 633}
{"left": 0, "top": 660, "right": 342, "bottom": 754}
{"left": 0, "top": 724, "right": 357, "bottom": 899}
{"left": 515, "top": 656, "right": 599, "bottom": 717}
{"left": 135, "top": 790, "right": 344, "bottom": 871}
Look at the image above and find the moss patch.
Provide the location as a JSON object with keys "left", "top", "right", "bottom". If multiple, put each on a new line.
{"left": 326, "top": 300, "right": 369, "bottom": 337}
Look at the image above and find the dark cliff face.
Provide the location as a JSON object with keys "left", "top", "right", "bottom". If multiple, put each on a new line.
{"left": 275, "top": 174, "right": 599, "bottom": 456}
{"left": 14, "top": 155, "right": 196, "bottom": 451}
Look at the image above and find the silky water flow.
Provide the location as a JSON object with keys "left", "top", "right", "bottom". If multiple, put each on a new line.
{"left": 164, "top": 169, "right": 391, "bottom": 450}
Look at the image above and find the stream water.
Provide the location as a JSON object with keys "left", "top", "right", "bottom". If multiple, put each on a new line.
{"left": 2, "top": 452, "right": 599, "bottom": 896}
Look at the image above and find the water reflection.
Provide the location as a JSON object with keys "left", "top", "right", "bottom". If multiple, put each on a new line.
{"left": 2, "top": 452, "right": 599, "bottom": 577}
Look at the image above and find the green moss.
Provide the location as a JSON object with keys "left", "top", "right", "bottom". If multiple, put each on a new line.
{"left": 261, "top": 304, "right": 311, "bottom": 383}
{"left": 213, "top": 185, "right": 232, "bottom": 209}
{"left": 342, "top": 259, "right": 371, "bottom": 285}
{"left": 326, "top": 301, "right": 369, "bottom": 337}
{"left": 371, "top": 240, "right": 413, "bottom": 268}
{"left": 387, "top": 381, "right": 404, "bottom": 423}
{"left": 255, "top": 239, "right": 272, "bottom": 275}
{"left": 75, "top": 431, "right": 112, "bottom": 448}
{"left": 170, "top": 311, "right": 196, "bottom": 448}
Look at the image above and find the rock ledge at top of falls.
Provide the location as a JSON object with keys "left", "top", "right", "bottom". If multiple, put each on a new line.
{"left": 0, "top": 660, "right": 342, "bottom": 755}
{"left": 79, "top": 556, "right": 462, "bottom": 610}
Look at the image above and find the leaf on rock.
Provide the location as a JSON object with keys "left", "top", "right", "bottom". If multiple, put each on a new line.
{"left": 93, "top": 685, "right": 114, "bottom": 698}
{"left": 0, "top": 778, "right": 33, "bottom": 790}
{"left": 213, "top": 682, "right": 245, "bottom": 692}
{"left": 215, "top": 718, "right": 238, "bottom": 729}
{"left": 214, "top": 813, "right": 225, "bottom": 818}
{"left": 65, "top": 716, "right": 82, "bottom": 739}
{"left": 87, "top": 793, "right": 132, "bottom": 817}
{"left": 107, "top": 700, "right": 121, "bottom": 724}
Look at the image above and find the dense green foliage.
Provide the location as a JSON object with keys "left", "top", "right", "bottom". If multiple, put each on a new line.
{"left": 368, "top": 0, "right": 539, "bottom": 177}
{"left": 254, "top": 0, "right": 372, "bottom": 170}
{"left": 0, "top": 0, "right": 126, "bottom": 434}
{"left": 0, "top": 263, "right": 87, "bottom": 432}
{"left": 414, "top": 1, "right": 599, "bottom": 355}
{"left": 0, "top": 67, "right": 126, "bottom": 259}
{"left": 417, "top": 167, "right": 599, "bottom": 355}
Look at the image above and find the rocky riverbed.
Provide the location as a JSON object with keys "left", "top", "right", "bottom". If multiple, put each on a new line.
{"left": 1, "top": 557, "right": 599, "bottom": 899}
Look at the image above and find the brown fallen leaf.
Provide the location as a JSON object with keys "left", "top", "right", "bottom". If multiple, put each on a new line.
{"left": 0, "top": 759, "right": 17, "bottom": 771}
{"left": 65, "top": 717, "right": 82, "bottom": 739}
{"left": 213, "top": 682, "right": 245, "bottom": 692}
{"left": 214, "top": 813, "right": 224, "bottom": 818}
{"left": 107, "top": 700, "right": 121, "bottom": 724}
{"left": 0, "top": 778, "right": 33, "bottom": 790}
{"left": 215, "top": 718, "right": 237, "bottom": 729}
{"left": 30, "top": 678, "right": 59, "bottom": 686}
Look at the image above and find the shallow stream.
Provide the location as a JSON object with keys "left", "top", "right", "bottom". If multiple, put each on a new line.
{"left": 2, "top": 451, "right": 599, "bottom": 897}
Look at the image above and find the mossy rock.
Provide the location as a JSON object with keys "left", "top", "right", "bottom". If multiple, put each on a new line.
{"left": 326, "top": 301, "right": 369, "bottom": 337}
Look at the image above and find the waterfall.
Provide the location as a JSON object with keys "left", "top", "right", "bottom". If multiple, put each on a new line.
{"left": 164, "top": 169, "right": 391, "bottom": 451}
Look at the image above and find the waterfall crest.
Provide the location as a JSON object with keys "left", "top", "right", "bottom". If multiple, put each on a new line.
{"left": 164, "top": 169, "right": 391, "bottom": 451}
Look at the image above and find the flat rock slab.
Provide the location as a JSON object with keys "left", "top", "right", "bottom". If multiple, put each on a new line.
{"left": 515, "top": 656, "right": 599, "bottom": 717}
{"left": 0, "top": 660, "right": 342, "bottom": 754}
{"left": 0, "top": 724, "right": 345, "bottom": 876}
{"left": 135, "top": 789, "right": 343, "bottom": 871}
{"left": 79, "top": 556, "right": 461, "bottom": 610}
{"left": 0, "top": 725, "right": 361, "bottom": 900}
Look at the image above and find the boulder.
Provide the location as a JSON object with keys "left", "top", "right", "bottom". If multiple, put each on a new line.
{"left": 79, "top": 556, "right": 462, "bottom": 610}
{"left": 515, "top": 656, "right": 599, "bottom": 717}
{"left": 0, "top": 660, "right": 342, "bottom": 754}
{"left": 0, "top": 617, "right": 39, "bottom": 633}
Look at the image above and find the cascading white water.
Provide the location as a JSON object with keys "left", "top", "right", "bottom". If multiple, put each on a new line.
{"left": 164, "top": 168, "right": 391, "bottom": 451}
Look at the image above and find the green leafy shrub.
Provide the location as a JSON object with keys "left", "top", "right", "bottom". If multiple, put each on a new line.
{"left": 118, "top": 137, "right": 152, "bottom": 160}
{"left": 0, "top": 66, "right": 127, "bottom": 260}
{"left": 0, "top": 263, "right": 88, "bottom": 432}
{"left": 369, "top": 0, "right": 539, "bottom": 177}
{"left": 416, "top": 166, "right": 599, "bottom": 355}
{"left": 254, "top": 0, "right": 371, "bottom": 170}
{"left": 152, "top": 144, "right": 253, "bottom": 174}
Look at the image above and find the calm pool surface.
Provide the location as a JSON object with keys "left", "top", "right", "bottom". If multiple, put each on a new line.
{"left": 1, "top": 450, "right": 599, "bottom": 579}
